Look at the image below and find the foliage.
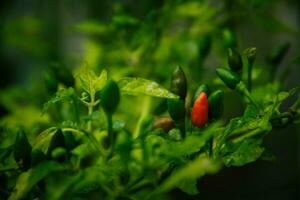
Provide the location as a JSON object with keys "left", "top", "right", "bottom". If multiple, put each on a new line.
{"left": 0, "top": 0, "right": 299, "bottom": 200}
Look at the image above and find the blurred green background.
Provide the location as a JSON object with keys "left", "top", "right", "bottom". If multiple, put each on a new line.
{"left": 0, "top": 0, "right": 299, "bottom": 199}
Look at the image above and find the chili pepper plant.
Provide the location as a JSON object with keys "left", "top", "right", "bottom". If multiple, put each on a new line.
{"left": 0, "top": 1, "right": 300, "bottom": 200}
{"left": 0, "top": 51, "right": 299, "bottom": 199}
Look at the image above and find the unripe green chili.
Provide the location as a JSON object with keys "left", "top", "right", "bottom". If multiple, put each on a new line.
{"left": 100, "top": 80, "right": 120, "bottom": 149}
{"left": 43, "top": 70, "right": 58, "bottom": 95}
{"left": 191, "top": 92, "right": 209, "bottom": 128}
{"left": 193, "top": 84, "right": 210, "bottom": 104}
{"left": 228, "top": 48, "right": 243, "bottom": 72}
{"left": 31, "top": 149, "right": 46, "bottom": 167}
{"left": 47, "top": 129, "right": 65, "bottom": 157}
{"left": 170, "top": 66, "right": 187, "bottom": 100}
{"left": 167, "top": 98, "right": 185, "bottom": 138}
{"left": 216, "top": 68, "right": 258, "bottom": 108}
{"left": 100, "top": 80, "right": 120, "bottom": 114}
{"left": 167, "top": 99, "right": 185, "bottom": 121}
{"left": 13, "top": 130, "right": 32, "bottom": 171}
{"left": 216, "top": 68, "right": 241, "bottom": 89}
{"left": 208, "top": 90, "right": 224, "bottom": 120}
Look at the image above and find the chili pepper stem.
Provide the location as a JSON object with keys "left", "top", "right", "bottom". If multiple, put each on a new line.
{"left": 71, "top": 96, "right": 79, "bottom": 123}
{"left": 87, "top": 93, "right": 95, "bottom": 132}
{"left": 107, "top": 113, "right": 114, "bottom": 149}
{"left": 176, "top": 119, "right": 185, "bottom": 139}
{"left": 236, "top": 82, "right": 259, "bottom": 109}
{"left": 62, "top": 128, "right": 105, "bottom": 156}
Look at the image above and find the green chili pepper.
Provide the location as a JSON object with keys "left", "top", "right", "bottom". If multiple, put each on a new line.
{"left": 100, "top": 80, "right": 120, "bottom": 114}
{"left": 228, "top": 48, "right": 243, "bottom": 72}
{"left": 100, "top": 80, "right": 120, "bottom": 149}
{"left": 216, "top": 68, "right": 241, "bottom": 89}
{"left": 13, "top": 130, "right": 32, "bottom": 171}
{"left": 217, "top": 68, "right": 258, "bottom": 108}
{"left": 167, "top": 98, "right": 185, "bottom": 138}
{"left": 193, "top": 84, "right": 210, "bottom": 103}
{"left": 167, "top": 99, "right": 185, "bottom": 122}
{"left": 31, "top": 149, "right": 46, "bottom": 167}
{"left": 170, "top": 66, "right": 187, "bottom": 100}
{"left": 208, "top": 90, "right": 225, "bottom": 120}
{"left": 47, "top": 129, "right": 65, "bottom": 157}
{"left": 43, "top": 70, "right": 58, "bottom": 95}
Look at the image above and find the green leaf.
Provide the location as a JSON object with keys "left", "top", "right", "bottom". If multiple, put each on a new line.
{"left": 8, "top": 161, "right": 63, "bottom": 200}
{"left": 32, "top": 127, "right": 57, "bottom": 153}
{"left": 75, "top": 68, "right": 107, "bottom": 96}
{"left": 176, "top": 179, "right": 199, "bottom": 195}
{"left": 243, "top": 104, "right": 258, "bottom": 120}
{"left": 221, "top": 139, "right": 264, "bottom": 167}
{"left": 0, "top": 145, "right": 14, "bottom": 163}
{"left": 42, "top": 88, "right": 75, "bottom": 114}
{"left": 162, "top": 123, "right": 220, "bottom": 158}
{"left": 153, "top": 156, "right": 221, "bottom": 195}
{"left": 118, "top": 77, "right": 179, "bottom": 99}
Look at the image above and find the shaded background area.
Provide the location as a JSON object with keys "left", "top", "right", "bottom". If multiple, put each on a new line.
{"left": 0, "top": 0, "right": 299, "bottom": 199}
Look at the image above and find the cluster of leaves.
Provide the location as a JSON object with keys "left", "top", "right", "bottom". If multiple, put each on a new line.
{"left": 0, "top": 0, "right": 299, "bottom": 199}
{"left": 0, "top": 63, "right": 299, "bottom": 200}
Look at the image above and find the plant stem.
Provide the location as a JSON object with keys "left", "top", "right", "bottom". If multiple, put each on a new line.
{"left": 176, "top": 119, "right": 185, "bottom": 139}
{"left": 133, "top": 97, "right": 151, "bottom": 138}
{"left": 232, "top": 128, "right": 264, "bottom": 143}
{"left": 107, "top": 113, "right": 114, "bottom": 148}
{"left": 236, "top": 82, "right": 259, "bottom": 109}
{"left": 87, "top": 94, "right": 95, "bottom": 132}
{"left": 62, "top": 128, "right": 105, "bottom": 156}
{"left": 72, "top": 96, "right": 79, "bottom": 123}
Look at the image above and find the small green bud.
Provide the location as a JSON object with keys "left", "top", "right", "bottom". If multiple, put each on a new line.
{"left": 170, "top": 66, "right": 187, "bottom": 100}
{"left": 100, "top": 80, "right": 120, "bottom": 114}
{"left": 228, "top": 48, "right": 243, "bottom": 72}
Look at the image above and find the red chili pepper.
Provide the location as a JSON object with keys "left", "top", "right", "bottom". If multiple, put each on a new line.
{"left": 191, "top": 92, "right": 208, "bottom": 128}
